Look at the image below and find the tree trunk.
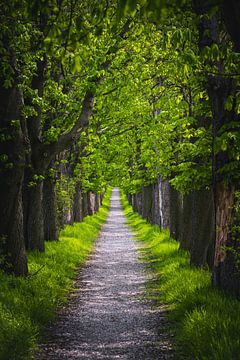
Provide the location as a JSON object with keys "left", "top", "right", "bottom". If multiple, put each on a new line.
{"left": 0, "top": 77, "right": 28, "bottom": 275}
{"left": 25, "top": 182, "right": 45, "bottom": 251}
{"left": 137, "top": 192, "right": 143, "bottom": 215}
{"left": 73, "top": 184, "right": 83, "bottom": 222}
{"left": 169, "top": 186, "right": 182, "bottom": 241}
{"left": 152, "top": 182, "right": 161, "bottom": 226}
{"left": 190, "top": 190, "right": 215, "bottom": 268}
{"left": 193, "top": 0, "right": 240, "bottom": 295}
{"left": 221, "top": 0, "right": 240, "bottom": 52}
{"left": 132, "top": 194, "right": 138, "bottom": 212}
{"left": 127, "top": 194, "right": 132, "bottom": 206}
{"left": 43, "top": 177, "right": 58, "bottom": 241}
{"left": 142, "top": 185, "right": 154, "bottom": 223}
{"left": 180, "top": 193, "right": 193, "bottom": 251}
{"left": 212, "top": 183, "right": 240, "bottom": 296}
{"left": 158, "top": 177, "right": 170, "bottom": 229}
{"left": 82, "top": 192, "right": 89, "bottom": 218}
{"left": 95, "top": 194, "right": 101, "bottom": 212}
{"left": 87, "top": 191, "right": 95, "bottom": 215}
{"left": 0, "top": 173, "right": 28, "bottom": 276}
{"left": 24, "top": 55, "right": 48, "bottom": 250}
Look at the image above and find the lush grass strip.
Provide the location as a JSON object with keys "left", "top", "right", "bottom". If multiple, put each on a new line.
{"left": 0, "top": 189, "right": 111, "bottom": 360}
{"left": 121, "top": 192, "right": 240, "bottom": 360}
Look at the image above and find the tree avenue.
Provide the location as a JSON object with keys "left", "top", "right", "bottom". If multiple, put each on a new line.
{"left": 0, "top": 0, "right": 240, "bottom": 299}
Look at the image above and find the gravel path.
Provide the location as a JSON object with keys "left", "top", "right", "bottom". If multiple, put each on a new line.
{"left": 37, "top": 188, "right": 174, "bottom": 359}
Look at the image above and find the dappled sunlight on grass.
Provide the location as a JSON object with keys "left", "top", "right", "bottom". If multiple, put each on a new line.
{"left": 121, "top": 191, "right": 240, "bottom": 360}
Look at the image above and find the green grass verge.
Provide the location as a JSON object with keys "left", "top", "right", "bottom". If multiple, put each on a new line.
{"left": 0, "top": 188, "right": 111, "bottom": 360}
{"left": 121, "top": 192, "right": 240, "bottom": 360}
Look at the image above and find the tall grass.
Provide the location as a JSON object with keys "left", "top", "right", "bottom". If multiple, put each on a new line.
{"left": 121, "top": 192, "right": 240, "bottom": 360}
{"left": 0, "top": 189, "right": 111, "bottom": 360}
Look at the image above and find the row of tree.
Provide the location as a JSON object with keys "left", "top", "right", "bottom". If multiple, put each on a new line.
{"left": 0, "top": 0, "right": 240, "bottom": 297}
{"left": 85, "top": 1, "right": 240, "bottom": 297}
{"left": 0, "top": 0, "right": 126, "bottom": 275}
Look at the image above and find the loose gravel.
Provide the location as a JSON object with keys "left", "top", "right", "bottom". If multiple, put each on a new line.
{"left": 37, "top": 188, "right": 174, "bottom": 359}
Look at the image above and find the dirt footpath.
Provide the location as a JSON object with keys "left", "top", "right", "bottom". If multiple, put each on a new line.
{"left": 37, "top": 188, "right": 174, "bottom": 359}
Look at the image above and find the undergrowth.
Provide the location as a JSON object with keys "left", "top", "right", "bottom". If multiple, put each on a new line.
{"left": 0, "top": 189, "right": 111, "bottom": 360}
{"left": 121, "top": 192, "right": 240, "bottom": 360}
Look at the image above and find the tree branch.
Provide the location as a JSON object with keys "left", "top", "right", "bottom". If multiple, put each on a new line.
{"left": 51, "top": 90, "right": 95, "bottom": 155}
{"left": 41, "top": 17, "right": 134, "bottom": 163}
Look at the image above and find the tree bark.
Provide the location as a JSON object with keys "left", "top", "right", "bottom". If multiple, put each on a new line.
{"left": 127, "top": 194, "right": 133, "bottom": 206}
{"left": 221, "top": 0, "right": 240, "bottom": 52}
{"left": 87, "top": 191, "right": 95, "bottom": 215}
{"left": 169, "top": 186, "right": 182, "bottom": 241}
{"left": 152, "top": 183, "right": 161, "bottom": 226}
{"left": 190, "top": 190, "right": 215, "bottom": 268}
{"left": 73, "top": 184, "right": 83, "bottom": 222}
{"left": 158, "top": 177, "right": 170, "bottom": 229}
{"left": 26, "top": 182, "right": 45, "bottom": 251}
{"left": 132, "top": 194, "right": 138, "bottom": 212}
{"left": 193, "top": 0, "right": 240, "bottom": 294}
{"left": 212, "top": 183, "right": 240, "bottom": 296}
{"left": 24, "top": 55, "right": 48, "bottom": 251}
{"left": 82, "top": 192, "right": 89, "bottom": 218}
{"left": 43, "top": 177, "right": 58, "bottom": 241}
{"left": 0, "top": 72, "right": 28, "bottom": 275}
{"left": 95, "top": 194, "right": 101, "bottom": 212}
{"left": 142, "top": 185, "right": 154, "bottom": 223}
{"left": 180, "top": 193, "right": 193, "bottom": 251}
